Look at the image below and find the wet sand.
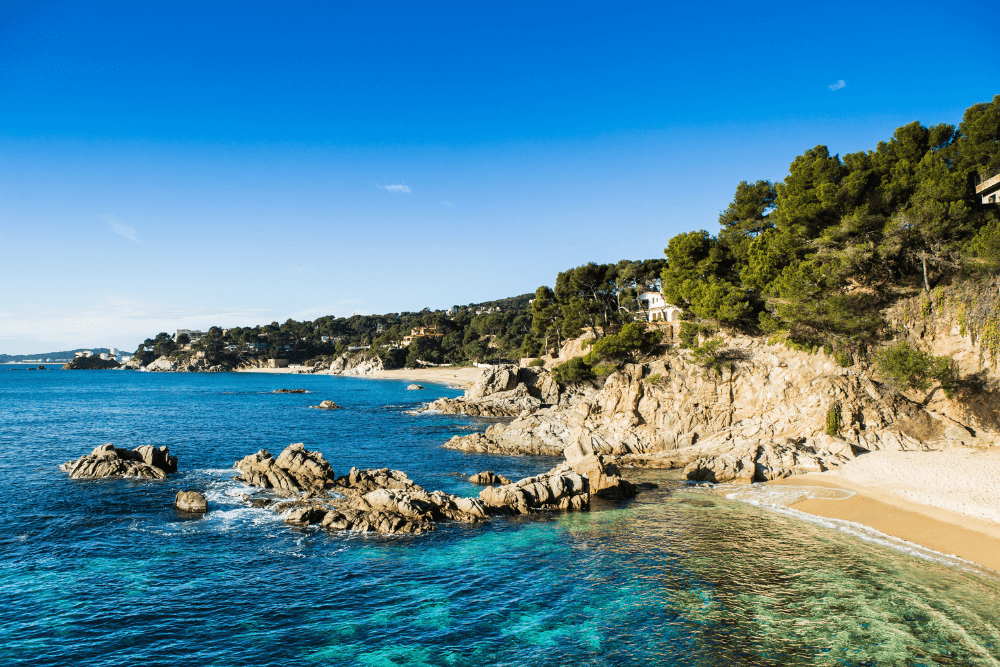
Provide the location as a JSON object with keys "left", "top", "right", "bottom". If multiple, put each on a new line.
{"left": 771, "top": 468, "right": 1000, "bottom": 573}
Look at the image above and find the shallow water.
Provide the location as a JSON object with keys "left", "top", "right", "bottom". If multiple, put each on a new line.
{"left": 3, "top": 369, "right": 1000, "bottom": 666}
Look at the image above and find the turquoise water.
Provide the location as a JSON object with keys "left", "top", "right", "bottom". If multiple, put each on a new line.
{"left": 2, "top": 368, "right": 1000, "bottom": 666}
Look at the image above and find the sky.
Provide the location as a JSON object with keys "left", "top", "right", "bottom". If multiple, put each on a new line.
{"left": 1, "top": 0, "right": 997, "bottom": 354}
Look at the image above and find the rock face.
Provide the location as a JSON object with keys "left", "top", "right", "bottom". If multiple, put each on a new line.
{"left": 427, "top": 364, "right": 593, "bottom": 417}
{"left": 468, "top": 471, "right": 512, "bottom": 486}
{"left": 445, "top": 333, "right": 995, "bottom": 482}
{"left": 61, "top": 444, "right": 178, "bottom": 480}
{"left": 311, "top": 400, "right": 341, "bottom": 410}
{"left": 233, "top": 443, "right": 634, "bottom": 535}
{"left": 327, "top": 351, "right": 389, "bottom": 376}
{"left": 175, "top": 490, "right": 208, "bottom": 513}
{"left": 146, "top": 356, "right": 176, "bottom": 372}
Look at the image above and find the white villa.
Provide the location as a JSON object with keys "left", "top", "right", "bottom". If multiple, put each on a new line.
{"left": 638, "top": 291, "right": 682, "bottom": 323}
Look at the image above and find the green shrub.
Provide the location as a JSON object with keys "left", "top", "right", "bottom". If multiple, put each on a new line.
{"left": 644, "top": 373, "right": 662, "bottom": 385}
{"left": 552, "top": 357, "right": 595, "bottom": 384}
{"left": 834, "top": 349, "right": 853, "bottom": 367}
{"left": 825, "top": 405, "right": 841, "bottom": 436}
{"left": 875, "top": 341, "right": 958, "bottom": 396}
{"left": 527, "top": 358, "right": 546, "bottom": 367}
{"left": 689, "top": 337, "right": 748, "bottom": 377}
{"left": 678, "top": 322, "right": 716, "bottom": 349}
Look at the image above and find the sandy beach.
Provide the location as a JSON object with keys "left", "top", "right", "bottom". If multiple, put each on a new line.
{"left": 769, "top": 448, "right": 1000, "bottom": 572}
{"left": 237, "top": 365, "right": 482, "bottom": 388}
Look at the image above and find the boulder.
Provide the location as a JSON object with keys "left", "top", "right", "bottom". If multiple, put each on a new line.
{"left": 311, "top": 400, "right": 341, "bottom": 409}
{"left": 468, "top": 471, "right": 512, "bottom": 486}
{"left": 467, "top": 364, "right": 520, "bottom": 400}
{"left": 478, "top": 464, "right": 590, "bottom": 514}
{"left": 407, "top": 384, "right": 424, "bottom": 390}
{"left": 234, "top": 443, "right": 336, "bottom": 493}
{"left": 145, "top": 356, "right": 175, "bottom": 372}
{"left": 175, "top": 490, "right": 208, "bottom": 513}
{"left": 60, "top": 444, "right": 178, "bottom": 480}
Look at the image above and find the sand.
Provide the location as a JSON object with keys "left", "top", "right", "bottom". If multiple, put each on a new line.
{"left": 769, "top": 448, "right": 1000, "bottom": 572}
{"left": 236, "top": 364, "right": 481, "bottom": 388}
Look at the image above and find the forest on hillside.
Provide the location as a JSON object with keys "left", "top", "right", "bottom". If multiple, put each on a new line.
{"left": 133, "top": 95, "right": 1000, "bottom": 374}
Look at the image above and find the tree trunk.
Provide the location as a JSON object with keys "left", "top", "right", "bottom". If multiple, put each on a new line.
{"left": 922, "top": 255, "right": 930, "bottom": 294}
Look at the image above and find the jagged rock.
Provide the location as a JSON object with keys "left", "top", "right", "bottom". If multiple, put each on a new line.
{"left": 468, "top": 471, "right": 512, "bottom": 486}
{"left": 428, "top": 364, "right": 593, "bottom": 418}
{"left": 407, "top": 384, "right": 424, "bottom": 390}
{"left": 274, "top": 389, "right": 308, "bottom": 394}
{"left": 478, "top": 464, "right": 590, "bottom": 514}
{"left": 233, "top": 444, "right": 623, "bottom": 535}
{"left": 234, "top": 443, "right": 336, "bottom": 493}
{"left": 428, "top": 383, "right": 542, "bottom": 417}
{"left": 311, "top": 400, "right": 341, "bottom": 410}
{"left": 60, "top": 443, "right": 178, "bottom": 480}
{"left": 175, "top": 490, "right": 208, "bottom": 513}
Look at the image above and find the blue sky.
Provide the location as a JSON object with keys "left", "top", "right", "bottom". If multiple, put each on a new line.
{"left": 1, "top": 0, "right": 996, "bottom": 353}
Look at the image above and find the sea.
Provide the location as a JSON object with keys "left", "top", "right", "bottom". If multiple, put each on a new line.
{"left": 3, "top": 365, "right": 1000, "bottom": 667}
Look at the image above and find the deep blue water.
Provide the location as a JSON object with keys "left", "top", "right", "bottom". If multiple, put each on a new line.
{"left": 3, "top": 368, "right": 1000, "bottom": 666}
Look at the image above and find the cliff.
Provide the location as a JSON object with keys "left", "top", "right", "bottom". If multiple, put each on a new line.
{"left": 62, "top": 356, "right": 121, "bottom": 370}
{"left": 444, "top": 327, "right": 998, "bottom": 484}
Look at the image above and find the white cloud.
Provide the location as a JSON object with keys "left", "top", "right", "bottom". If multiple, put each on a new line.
{"left": 441, "top": 200, "right": 454, "bottom": 207}
{"left": 382, "top": 184, "right": 412, "bottom": 193}
{"left": 104, "top": 215, "right": 142, "bottom": 243}
{"left": 828, "top": 79, "right": 846, "bottom": 91}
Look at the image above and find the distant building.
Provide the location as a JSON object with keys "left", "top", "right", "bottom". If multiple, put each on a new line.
{"left": 175, "top": 329, "right": 206, "bottom": 342}
{"left": 120, "top": 355, "right": 132, "bottom": 363}
{"left": 402, "top": 326, "right": 445, "bottom": 346}
{"left": 99, "top": 353, "right": 110, "bottom": 360}
{"left": 109, "top": 348, "right": 119, "bottom": 357}
{"left": 638, "top": 291, "right": 682, "bottom": 323}
{"left": 321, "top": 335, "right": 329, "bottom": 343}
{"left": 75, "top": 350, "right": 93, "bottom": 358}
{"left": 976, "top": 168, "right": 1000, "bottom": 204}
{"left": 475, "top": 306, "right": 501, "bottom": 315}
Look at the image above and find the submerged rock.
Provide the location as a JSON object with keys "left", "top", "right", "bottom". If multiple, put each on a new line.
{"left": 468, "top": 471, "right": 512, "bottom": 486}
{"left": 273, "top": 389, "right": 308, "bottom": 394}
{"left": 60, "top": 444, "right": 178, "bottom": 480}
{"left": 175, "top": 490, "right": 208, "bottom": 513}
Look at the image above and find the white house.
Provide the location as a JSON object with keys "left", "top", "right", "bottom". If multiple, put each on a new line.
{"left": 638, "top": 291, "right": 682, "bottom": 323}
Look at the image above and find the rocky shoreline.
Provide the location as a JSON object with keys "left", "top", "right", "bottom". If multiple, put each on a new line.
{"left": 231, "top": 442, "right": 637, "bottom": 534}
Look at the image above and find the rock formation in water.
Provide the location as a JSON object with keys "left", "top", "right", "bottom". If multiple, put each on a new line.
{"left": 61, "top": 444, "right": 178, "bottom": 480}
{"left": 311, "top": 400, "right": 341, "bottom": 410}
{"left": 406, "top": 384, "right": 424, "bottom": 390}
{"left": 274, "top": 389, "right": 308, "bottom": 394}
{"left": 233, "top": 443, "right": 634, "bottom": 534}
{"left": 445, "top": 333, "right": 996, "bottom": 484}
{"left": 467, "top": 471, "right": 511, "bottom": 485}
{"left": 175, "top": 490, "right": 208, "bottom": 513}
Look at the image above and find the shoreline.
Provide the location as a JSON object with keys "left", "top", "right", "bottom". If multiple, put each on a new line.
{"left": 236, "top": 365, "right": 481, "bottom": 388}
{"left": 768, "top": 457, "right": 1000, "bottom": 573}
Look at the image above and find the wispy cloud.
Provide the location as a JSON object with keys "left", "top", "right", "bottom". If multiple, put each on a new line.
{"left": 828, "top": 79, "right": 846, "bottom": 91}
{"left": 380, "top": 183, "right": 412, "bottom": 193}
{"left": 103, "top": 215, "right": 142, "bottom": 243}
{"left": 441, "top": 200, "right": 454, "bottom": 207}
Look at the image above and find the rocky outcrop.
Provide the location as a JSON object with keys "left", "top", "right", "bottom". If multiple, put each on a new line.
{"left": 311, "top": 400, "right": 341, "bottom": 409}
{"left": 427, "top": 364, "right": 593, "bottom": 418}
{"left": 478, "top": 464, "right": 591, "bottom": 514}
{"left": 62, "top": 356, "right": 121, "bottom": 370}
{"left": 175, "top": 490, "right": 207, "bottom": 513}
{"left": 233, "top": 443, "right": 639, "bottom": 535}
{"left": 146, "top": 356, "right": 176, "bottom": 372}
{"left": 468, "top": 471, "right": 512, "bottom": 485}
{"left": 234, "top": 443, "right": 336, "bottom": 493}
{"left": 61, "top": 444, "right": 178, "bottom": 480}
{"left": 445, "top": 333, "right": 995, "bottom": 482}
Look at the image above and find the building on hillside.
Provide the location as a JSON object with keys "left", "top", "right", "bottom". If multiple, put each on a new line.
{"left": 475, "top": 306, "right": 501, "bottom": 315}
{"left": 976, "top": 168, "right": 1000, "bottom": 204}
{"left": 638, "top": 291, "right": 683, "bottom": 323}
{"left": 75, "top": 350, "right": 93, "bottom": 358}
{"left": 402, "top": 326, "right": 446, "bottom": 346}
{"left": 175, "top": 329, "right": 206, "bottom": 342}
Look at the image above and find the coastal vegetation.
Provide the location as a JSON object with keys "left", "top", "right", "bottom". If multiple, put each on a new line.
{"left": 130, "top": 95, "right": 1000, "bottom": 393}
